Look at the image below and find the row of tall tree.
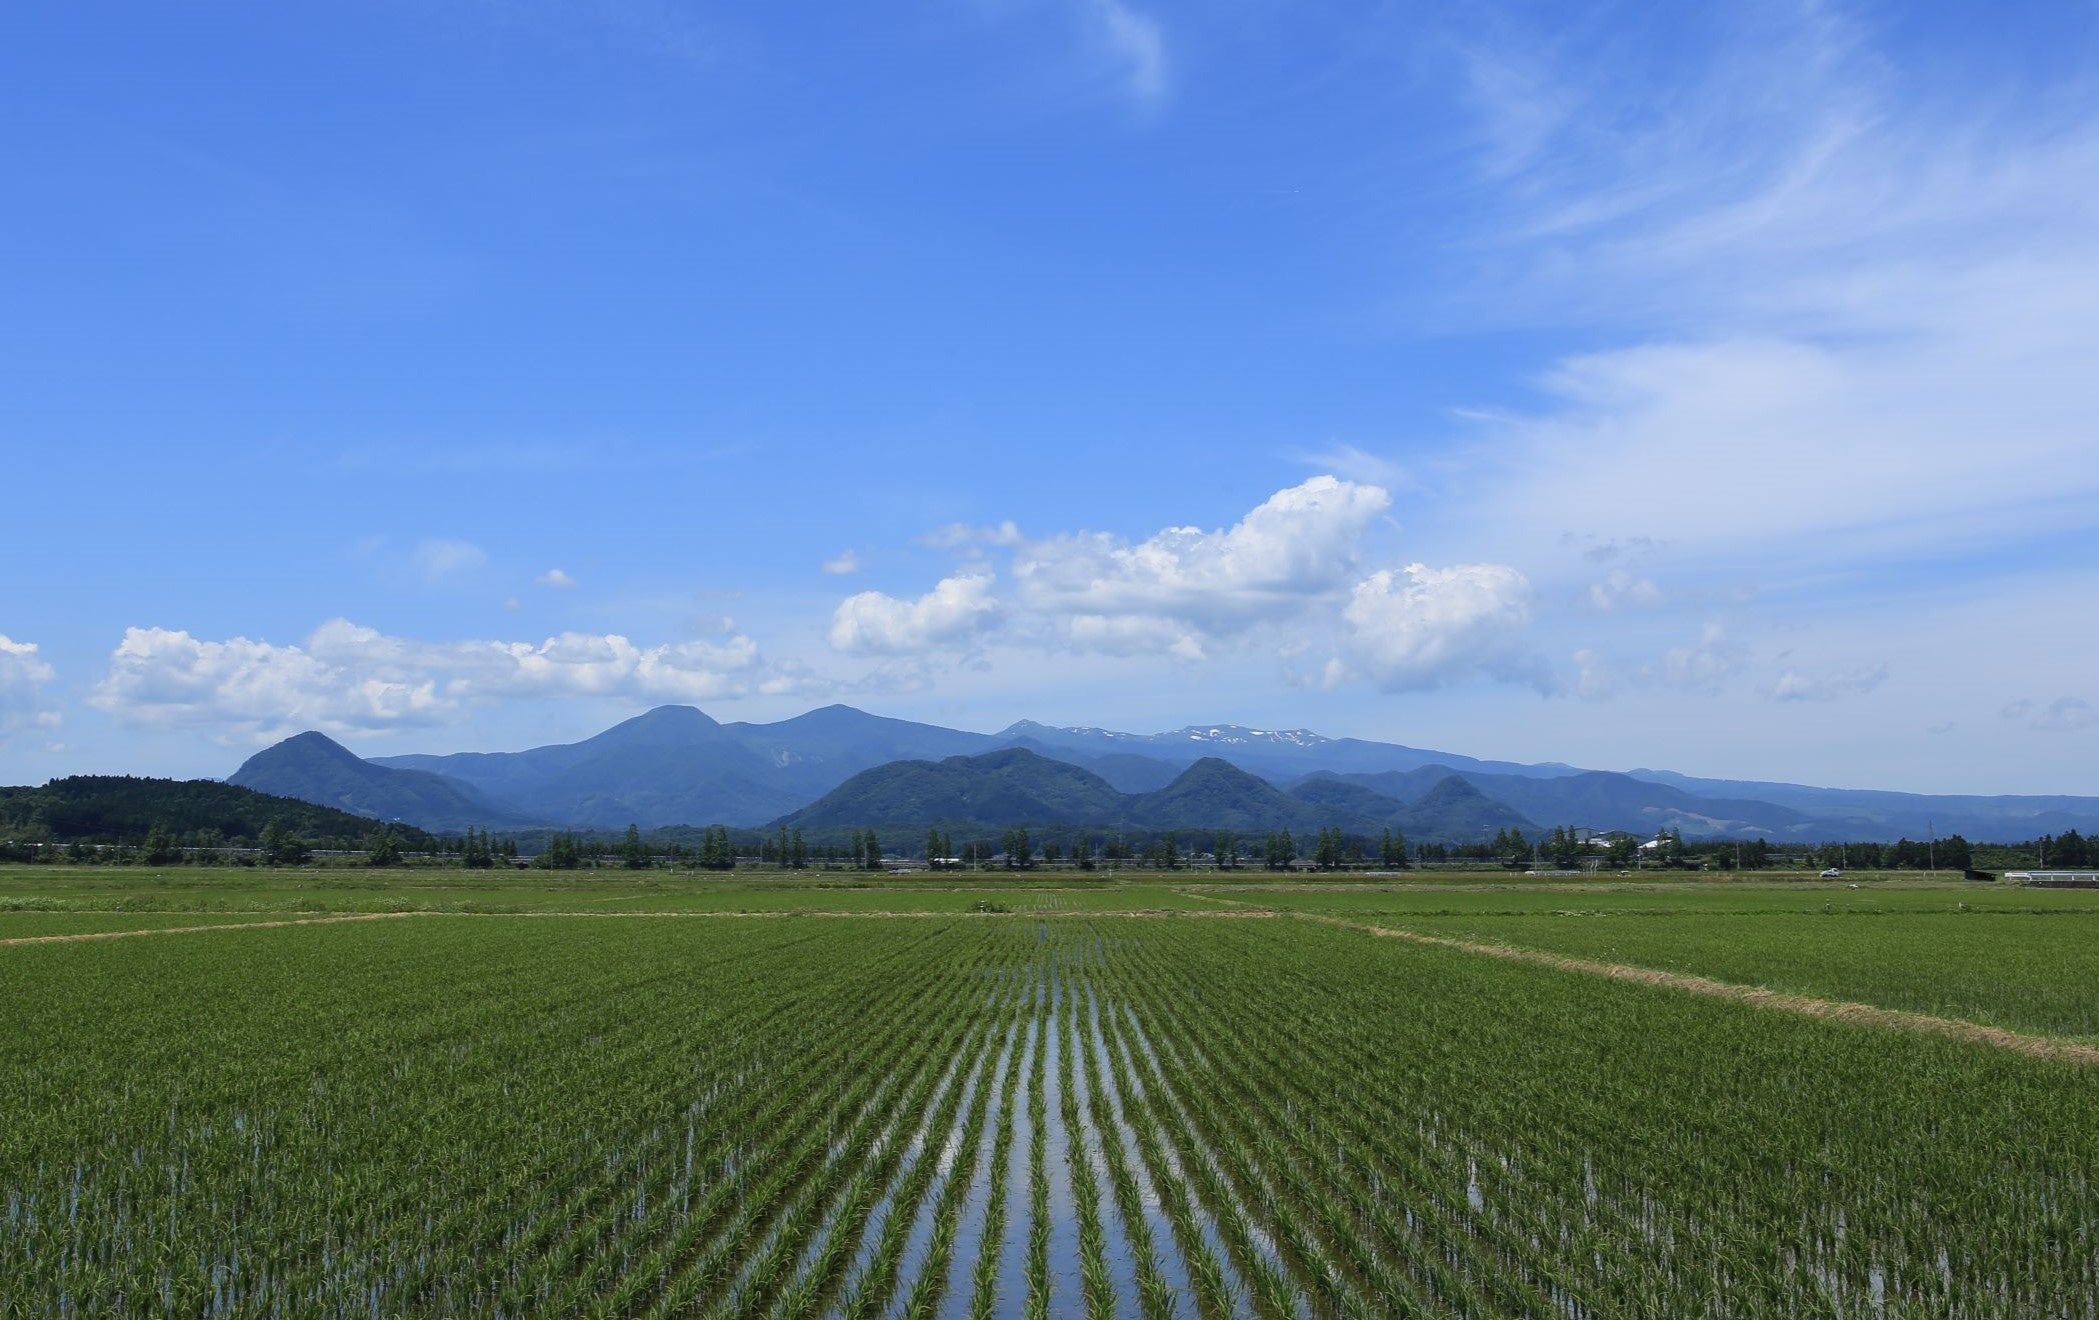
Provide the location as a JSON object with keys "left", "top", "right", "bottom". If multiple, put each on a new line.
{"left": 30, "top": 813, "right": 2063, "bottom": 876}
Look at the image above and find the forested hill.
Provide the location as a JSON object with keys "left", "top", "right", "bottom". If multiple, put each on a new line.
{"left": 774, "top": 749, "right": 1543, "bottom": 841}
{"left": 0, "top": 776, "right": 436, "bottom": 848}
{"left": 231, "top": 731, "right": 526, "bottom": 832}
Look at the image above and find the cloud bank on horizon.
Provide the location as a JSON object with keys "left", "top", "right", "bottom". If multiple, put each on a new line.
{"left": 3, "top": 0, "right": 2096, "bottom": 794}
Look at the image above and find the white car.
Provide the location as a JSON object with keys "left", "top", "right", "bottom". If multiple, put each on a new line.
{"left": 1820, "top": 867, "right": 1842, "bottom": 878}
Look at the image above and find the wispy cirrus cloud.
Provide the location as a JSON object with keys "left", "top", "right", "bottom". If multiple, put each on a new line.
{"left": 1283, "top": 443, "right": 1413, "bottom": 492}
{"left": 1430, "top": 4, "right": 2099, "bottom": 579}
{"left": 1767, "top": 662, "right": 1889, "bottom": 703}
{"left": 413, "top": 539, "right": 488, "bottom": 581}
{"left": 2004, "top": 696, "right": 2097, "bottom": 733}
{"left": 1083, "top": 0, "right": 1168, "bottom": 108}
{"left": 919, "top": 521, "right": 1023, "bottom": 552}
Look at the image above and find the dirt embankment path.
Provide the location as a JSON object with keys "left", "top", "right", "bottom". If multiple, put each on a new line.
{"left": 0, "top": 906, "right": 1275, "bottom": 946}
{"left": 1291, "top": 910, "right": 2099, "bottom": 1067}
{"left": 0, "top": 911, "right": 419, "bottom": 947}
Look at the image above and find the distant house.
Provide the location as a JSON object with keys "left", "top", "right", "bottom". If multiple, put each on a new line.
{"left": 2008, "top": 870, "right": 2099, "bottom": 888}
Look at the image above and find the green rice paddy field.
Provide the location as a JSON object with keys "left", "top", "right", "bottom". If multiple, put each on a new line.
{"left": 3, "top": 867, "right": 2095, "bottom": 1315}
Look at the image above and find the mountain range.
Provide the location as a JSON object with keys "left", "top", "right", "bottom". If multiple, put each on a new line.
{"left": 774, "top": 749, "right": 1533, "bottom": 841}
{"left": 223, "top": 703, "right": 2099, "bottom": 842}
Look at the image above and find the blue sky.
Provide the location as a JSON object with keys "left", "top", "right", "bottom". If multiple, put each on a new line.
{"left": 5, "top": 0, "right": 2099, "bottom": 794}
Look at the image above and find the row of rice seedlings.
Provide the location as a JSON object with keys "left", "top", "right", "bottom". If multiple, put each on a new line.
{"left": 1077, "top": 982, "right": 1188, "bottom": 1320}
{"left": 1126, "top": 996, "right": 1384, "bottom": 1319}
{"left": 612, "top": 942, "right": 992, "bottom": 1317}
{"left": 629, "top": 972, "right": 987, "bottom": 1316}
{"left": 1155, "top": 920, "right": 1788, "bottom": 1314}
{"left": 894, "top": 1014, "right": 1020, "bottom": 1318}
{"left": 1056, "top": 967, "right": 1122, "bottom": 1317}
{"left": 1149, "top": 916, "right": 2099, "bottom": 1315}
{"left": 0, "top": 923, "right": 788, "bottom": 1313}
{"left": 236, "top": 954, "right": 669, "bottom": 1312}
{"left": 1122, "top": 926, "right": 1535, "bottom": 1307}
{"left": 1116, "top": 929, "right": 1521, "bottom": 1316}
{"left": 1089, "top": 977, "right": 1246, "bottom": 1320}
{"left": 1271, "top": 938, "right": 1887, "bottom": 1312}
{"left": 447, "top": 928, "right": 968, "bottom": 1315}
{"left": 1151, "top": 1022, "right": 1361, "bottom": 1315}
{"left": 962, "top": 1004, "right": 1036, "bottom": 1320}
{"left": 824, "top": 991, "right": 1017, "bottom": 1317}
{"left": 405, "top": 924, "right": 951, "bottom": 1311}
{"left": 533, "top": 962, "right": 922, "bottom": 1312}
{"left": 1024, "top": 959, "right": 1055, "bottom": 1319}
{"left": 1097, "top": 993, "right": 1302, "bottom": 1319}
{"left": 692, "top": 999, "right": 992, "bottom": 1318}
{"left": 1169, "top": 921, "right": 1746, "bottom": 1311}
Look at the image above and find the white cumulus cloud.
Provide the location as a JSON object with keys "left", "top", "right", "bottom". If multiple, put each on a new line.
{"left": 1569, "top": 648, "right": 1615, "bottom": 701}
{"left": 92, "top": 626, "right": 451, "bottom": 738}
{"left": 1649, "top": 624, "right": 1747, "bottom": 694}
{"left": 0, "top": 633, "right": 61, "bottom": 738}
{"left": 1014, "top": 475, "right": 1391, "bottom": 647}
{"left": 828, "top": 573, "right": 1001, "bottom": 656}
{"left": 1587, "top": 569, "right": 1662, "bottom": 612}
{"left": 91, "top": 620, "right": 815, "bottom": 741}
{"left": 1337, "top": 562, "right": 1544, "bottom": 693}
{"left": 536, "top": 568, "right": 576, "bottom": 589}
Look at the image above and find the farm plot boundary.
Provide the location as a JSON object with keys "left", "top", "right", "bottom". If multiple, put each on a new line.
{"left": 1297, "top": 911, "right": 2099, "bottom": 1067}
{"left": 0, "top": 908, "right": 1276, "bottom": 949}
{"left": 0, "top": 911, "right": 417, "bottom": 947}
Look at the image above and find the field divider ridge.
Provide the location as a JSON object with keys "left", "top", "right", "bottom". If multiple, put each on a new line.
{"left": 1291, "top": 911, "right": 2099, "bottom": 1066}
{"left": 0, "top": 910, "right": 421, "bottom": 946}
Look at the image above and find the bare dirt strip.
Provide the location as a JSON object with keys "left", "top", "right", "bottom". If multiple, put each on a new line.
{"left": 0, "top": 911, "right": 420, "bottom": 947}
{"left": 0, "top": 908, "right": 1273, "bottom": 946}
{"left": 1292, "top": 910, "right": 2099, "bottom": 1067}
{"left": 414, "top": 908, "right": 1280, "bottom": 920}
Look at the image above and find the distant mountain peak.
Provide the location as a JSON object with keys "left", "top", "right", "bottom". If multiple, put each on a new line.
{"left": 1174, "top": 754, "right": 1262, "bottom": 779}
{"left": 230, "top": 730, "right": 519, "bottom": 831}
{"left": 274, "top": 729, "right": 360, "bottom": 759}
{"left": 998, "top": 719, "right": 1331, "bottom": 748}
{"left": 1419, "top": 774, "right": 1490, "bottom": 802}
{"left": 589, "top": 705, "right": 724, "bottom": 746}
{"left": 631, "top": 704, "right": 719, "bottom": 727}
{"left": 1166, "top": 724, "right": 1330, "bottom": 747}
